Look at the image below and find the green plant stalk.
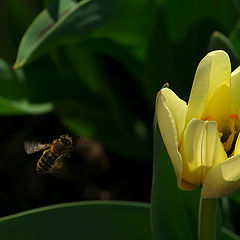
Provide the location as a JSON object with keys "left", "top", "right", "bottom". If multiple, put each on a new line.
{"left": 198, "top": 198, "right": 218, "bottom": 240}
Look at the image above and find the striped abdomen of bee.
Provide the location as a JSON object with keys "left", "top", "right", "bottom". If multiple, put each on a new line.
{"left": 36, "top": 149, "right": 57, "bottom": 174}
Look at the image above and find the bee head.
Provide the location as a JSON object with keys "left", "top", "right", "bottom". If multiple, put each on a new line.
{"left": 60, "top": 135, "right": 72, "bottom": 145}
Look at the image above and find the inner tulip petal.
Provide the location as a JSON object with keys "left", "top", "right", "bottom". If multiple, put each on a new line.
{"left": 180, "top": 118, "right": 227, "bottom": 186}
{"left": 186, "top": 51, "right": 231, "bottom": 125}
{"left": 202, "top": 83, "right": 230, "bottom": 124}
{"left": 231, "top": 66, "right": 240, "bottom": 117}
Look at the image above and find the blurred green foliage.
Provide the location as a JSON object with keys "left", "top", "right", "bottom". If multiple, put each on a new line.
{"left": 1, "top": 0, "right": 240, "bottom": 162}
{"left": 1, "top": 0, "right": 240, "bottom": 239}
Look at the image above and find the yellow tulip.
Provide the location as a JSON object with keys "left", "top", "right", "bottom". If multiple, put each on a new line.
{"left": 156, "top": 50, "right": 240, "bottom": 198}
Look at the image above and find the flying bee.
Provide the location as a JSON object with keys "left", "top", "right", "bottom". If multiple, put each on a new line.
{"left": 24, "top": 135, "right": 73, "bottom": 174}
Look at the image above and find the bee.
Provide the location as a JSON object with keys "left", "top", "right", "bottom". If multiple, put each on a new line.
{"left": 24, "top": 135, "right": 73, "bottom": 174}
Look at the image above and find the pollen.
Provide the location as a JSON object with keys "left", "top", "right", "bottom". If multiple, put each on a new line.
{"left": 230, "top": 114, "right": 239, "bottom": 120}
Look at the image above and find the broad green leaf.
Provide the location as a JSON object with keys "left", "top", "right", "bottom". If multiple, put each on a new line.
{"left": 14, "top": 0, "right": 117, "bottom": 69}
{"left": 151, "top": 115, "right": 200, "bottom": 240}
{"left": 0, "top": 201, "right": 152, "bottom": 240}
{"left": 222, "top": 227, "right": 240, "bottom": 240}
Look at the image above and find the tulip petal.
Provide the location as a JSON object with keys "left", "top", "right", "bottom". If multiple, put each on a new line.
{"left": 157, "top": 88, "right": 187, "bottom": 141}
{"left": 203, "top": 83, "right": 230, "bottom": 123}
{"left": 179, "top": 118, "right": 227, "bottom": 186}
{"left": 231, "top": 66, "right": 240, "bottom": 116}
{"left": 179, "top": 180, "right": 197, "bottom": 191}
{"left": 202, "top": 154, "right": 240, "bottom": 198}
{"left": 156, "top": 88, "right": 186, "bottom": 185}
{"left": 186, "top": 50, "right": 231, "bottom": 125}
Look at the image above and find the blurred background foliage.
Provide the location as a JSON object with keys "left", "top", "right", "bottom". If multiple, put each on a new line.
{"left": 2, "top": 0, "right": 240, "bottom": 162}
{"left": 1, "top": 0, "right": 240, "bottom": 239}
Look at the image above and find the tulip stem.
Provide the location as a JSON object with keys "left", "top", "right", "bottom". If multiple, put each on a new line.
{"left": 198, "top": 198, "right": 218, "bottom": 240}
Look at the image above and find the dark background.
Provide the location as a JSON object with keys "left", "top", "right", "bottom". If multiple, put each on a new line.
{"left": 0, "top": 114, "right": 152, "bottom": 217}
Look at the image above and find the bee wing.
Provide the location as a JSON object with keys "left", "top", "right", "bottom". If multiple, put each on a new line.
{"left": 48, "top": 154, "right": 64, "bottom": 173}
{"left": 24, "top": 142, "right": 51, "bottom": 154}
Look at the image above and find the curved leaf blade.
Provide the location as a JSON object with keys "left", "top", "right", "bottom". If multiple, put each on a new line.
{"left": 0, "top": 201, "right": 152, "bottom": 240}
{"left": 14, "top": 0, "right": 117, "bottom": 69}
{"left": 222, "top": 227, "right": 240, "bottom": 240}
{"left": 0, "top": 97, "right": 53, "bottom": 115}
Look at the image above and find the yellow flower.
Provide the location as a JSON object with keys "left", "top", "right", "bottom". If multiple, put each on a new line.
{"left": 156, "top": 50, "right": 240, "bottom": 198}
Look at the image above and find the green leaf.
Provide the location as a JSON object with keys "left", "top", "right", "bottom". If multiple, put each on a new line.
{"left": 0, "top": 201, "right": 152, "bottom": 240}
{"left": 221, "top": 227, "right": 240, "bottom": 240}
{"left": 14, "top": 0, "right": 117, "bottom": 69}
{"left": 0, "top": 97, "right": 53, "bottom": 115}
{"left": 151, "top": 115, "right": 200, "bottom": 240}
